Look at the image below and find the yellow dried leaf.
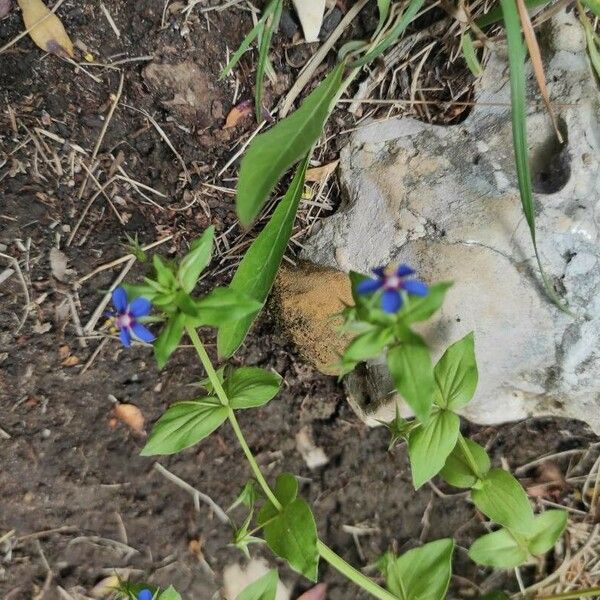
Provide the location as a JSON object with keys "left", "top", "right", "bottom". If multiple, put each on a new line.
{"left": 113, "top": 403, "right": 145, "bottom": 435}
{"left": 17, "top": 0, "right": 74, "bottom": 58}
{"left": 224, "top": 99, "right": 253, "bottom": 129}
{"left": 306, "top": 160, "right": 339, "bottom": 183}
{"left": 61, "top": 354, "right": 80, "bottom": 367}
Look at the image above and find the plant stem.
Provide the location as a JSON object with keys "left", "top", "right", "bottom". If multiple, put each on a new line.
{"left": 186, "top": 325, "right": 398, "bottom": 600}
{"left": 186, "top": 325, "right": 229, "bottom": 406}
{"left": 534, "top": 588, "right": 600, "bottom": 600}
{"left": 317, "top": 541, "right": 398, "bottom": 600}
{"left": 227, "top": 407, "right": 281, "bottom": 509}
{"left": 458, "top": 433, "right": 483, "bottom": 479}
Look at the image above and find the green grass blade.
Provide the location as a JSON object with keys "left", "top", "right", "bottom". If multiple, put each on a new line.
{"left": 236, "top": 61, "right": 344, "bottom": 226}
{"left": 477, "top": 0, "right": 552, "bottom": 28}
{"left": 376, "top": 0, "right": 392, "bottom": 35}
{"left": 255, "top": 0, "right": 283, "bottom": 121}
{"left": 220, "top": 20, "right": 264, "bottom": 80}
{"left": 582, "top": 0, "right": 600, "bottom": 17}
{"left": 352, "top": 0, "right": 426, "bottom": 67}
{"left": 501, "top": 0, "right": 570, "bottom": 311}
{"left": 218, "top": 157, "right": 309, "bottom": 358}
{"left": 580, "top": 8, "right": 600, "bottom": 77}
{"left": 461, "top": 31, "right": 483, "bottom": 76}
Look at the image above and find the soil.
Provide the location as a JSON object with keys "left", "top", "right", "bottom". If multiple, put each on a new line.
{"left": 0, "top": 2, "right": 598, "bottom": 600}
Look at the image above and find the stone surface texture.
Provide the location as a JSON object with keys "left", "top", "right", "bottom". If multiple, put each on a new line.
{"left": 300, "top": 12, "right": 600, "bottom": 432}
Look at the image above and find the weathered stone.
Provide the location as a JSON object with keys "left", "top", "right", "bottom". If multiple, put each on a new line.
{"left": 298, "top": 12, "right": 600, "bottom": 432}
{"left": 273, "top": 263, "right": 352, "bottom": 375}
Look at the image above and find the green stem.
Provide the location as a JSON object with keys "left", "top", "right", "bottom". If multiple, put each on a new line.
{"left": 317, "top": 541, "right": 398, "bottom": 600}
{"left": 186, "top": 325, "right": 397, "bottom": 600}
{"left": 186, "top": 325, "right": 229, "bottom": 407}
{"left": 458, "top": 433, "right": 483, "bottom": 479}
{"left": 534, "top": 588, "right": 600, "bottom": 600}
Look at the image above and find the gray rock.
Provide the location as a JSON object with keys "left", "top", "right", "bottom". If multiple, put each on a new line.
{"left": 302, "top": 12, "right": 600, "bottom": 432}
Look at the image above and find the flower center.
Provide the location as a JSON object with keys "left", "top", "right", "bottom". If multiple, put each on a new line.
{"left": 115, "top": 312, "right": 134, "bottom": 330}
{"left": 384, "top": 275, "right": 402, "bottom": 290}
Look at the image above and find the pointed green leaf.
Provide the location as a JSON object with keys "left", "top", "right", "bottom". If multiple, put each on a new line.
{"left": 217, "top": 158, "right": 308, "bottom": 358}
{"left": 440, "top": 438, "right": 490, "bottom": 488}
{"left": 236, "top": 63, "right": 344, "bottom": 226}
{"left": 177, "top": 226, "right": 214, "bottom": 293}
{"left": 225, "top": 367, "right": 282, "bottom": 409}
{"left": 190, "top": 288, "right": 262, "bottom": 327}
{"left": 471, "top": 468, "right": 535, "bottom": 534}
{"left": 159, "top": 587, "right": 182, "bottom": 600}
{"left": 408, "top": 410, "right": 460, "bottom": 489}
{"left": 434, "top": 332, "right": 478, "bottom": 410}
{"left": 469, "top": 528, "right": 529, "bottom": 568}
{"left": 399, "top": 282, "right": 453, "bottom": 324}
{"left": 154, "top": 312, "right": 186, "bottom": 369}
{"left": 344, "top": 327, "right": 394, "bottom": 363}
{"left": 387, "top": 335, "right": 434, "bottom": 422}
{"left": 384, "top": 539, "right": 454, "bottom": 600}
{"left": 461, "top": 32, "right": 483, "bottom": 77}
{"left": 527, "top": 510, "right": 567, "bottom": 555}
{"left": 236, "top": 569, "right": 278, "bottom": 600}
{"left": 141, "top": 397, "right": 228, "bottom": 455}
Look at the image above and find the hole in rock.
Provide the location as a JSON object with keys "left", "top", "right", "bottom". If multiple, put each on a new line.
{"left": 530, "top": 117, "right": 571, "bottom": 194}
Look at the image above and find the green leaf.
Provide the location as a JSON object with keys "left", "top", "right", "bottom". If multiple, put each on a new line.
{"left": 433, "top": 332, "right": 478, "bottom": 410}
{"left": 582, "top": 10, "right": 600, "bottom": 79}
{"left": 153, "top": 254, "right": 176, "bottom": 289}
{"left": 220, "top": 16, "right": 265, "bottom": 79}
{"left": 344, "top": 327, "right": 394, "bottom": 363}
{"left": 255, "top": 0, "right": 282, "bottom": 121}
{"left": 440, "top": 438, "right": 490, "bottom": 488}
{"left": 476, "top": 0, "right": 552, "bottom": 28}
{"left": 387, "top": 335, "right": 434, "bottom": 422}
{"left": 376, "top": 0, "right": 392, "bottom": 34}
{"left": 384, "top": 539, "right": 454, "bottom": 600}
{"left": 527, "top": 510, "right": 567, "bottom": 555}
{"left": 236, "top": 62, "right": 344, "bottom": 226}
{"left": 353, "top": 0, "right": 427, "bottom": 67}
{"left": 501, "top": 0, "right": 567, "bottom": 310}
{"left": 408, "top": 410, "right": 460, "bottom": 489}
{"left": 159, "top": 587, "right": 182, "bottom": 600}
{"left": 122, "top": 282, "right": 159, "bottom": 302}
{"left": 258, "top": 474, "right": 319, "bottom": 581}
{"left": 191, "top": 288, "right": 262, "bottom": 327}
{"left": 583, "top": 0, "right": 600, "bottom": 18}
{"left": 399, "top": 282, "right": 452, "bottom": 324}
{"left": 471, "top": 469, "right": 535, "bottom": 534}
{"left": 224, "top": 367, "right": 282, "bottom": 409}
{"left": 174, "top": 291, "right": 198, "bottom": 316}
{"left": 141, "top": 397, "right": 228, "bottom": 455}
{"left": 177, "top": 226, "right": 214, "bottom": 293}
{"left": 468, "top": 528, "right": 529, "bottom": 568}
{"left": 217, "top": 158, "right": 309, "bottom": 358}
{"left": 236, "top": 569, "right": 278, "bottom": 600}
{"left": 461, "top": 32, "right": 483, "bottom": 77}
{"left": 154, "top": 312, "right": 186, "bottom": 369}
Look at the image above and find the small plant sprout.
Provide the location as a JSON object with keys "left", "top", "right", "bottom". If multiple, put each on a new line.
{"left": 109, "top": 227, "right": 575, "bottom": 600}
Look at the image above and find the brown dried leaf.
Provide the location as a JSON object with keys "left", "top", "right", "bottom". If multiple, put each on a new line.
{"left": 0, "top": 0, "right": 12, "bottom": 19}
{"left": 306, "top": 160, "right": 339, "bottom": 183}
{"left": 58, "top": 344, "right": 70, "bottom": 360}
{"left": 297, "top": 584, "right": 327, "bottom": 600}
{"left": 113, "top": 403, "right": 145, "bottom": 435}
{"left": 17, "top": 0, "right": 74, "bottom": 58}
{"left": 224, "top": 99, "right": 253, "bottom": 129}
{"left": 61, "top": 354, "right": 80, "bottom": 367}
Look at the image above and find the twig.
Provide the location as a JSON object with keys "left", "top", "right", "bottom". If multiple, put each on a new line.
{"left": 0, "top": 0, "right": 67, "bottom": 55}
{"left": 17, "top": 526, "right": 78, "bottom": 542}
{"left": 0, "top": 252, "right": 31, "bottom": 333}
{"left": 67, "top": 293, "right": 87, "bottom": 348}
{"left": 80, "top": 337, "right": 109, "bottom": 374}
{"left": 32, "top": 540, "right": 53, "bottom": 600}
{"left": 153, "top": 462, "right": 230, "bottom": 524}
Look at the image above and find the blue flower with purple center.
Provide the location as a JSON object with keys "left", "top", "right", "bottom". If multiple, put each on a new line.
{"left": 356, "top": 264, "right": 428, "bottom": 313}
{"left": 109, "top": 287, "right": 155, "bottom": 348}
{"left": 137, "top": 590, "right": 153, "bottom": 600}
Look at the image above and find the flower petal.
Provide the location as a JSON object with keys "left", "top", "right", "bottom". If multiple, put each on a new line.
{"left": 119, "top": 327, "right": 132, "bottom": 348}
{"left": 402, "top": 279, "right": 428, "bottom": 296}
{"left": 138, "top": 590, "right": 153, "bottom": 600}
{"left": 131, "top": 322, "right": 155, "bottom": 344}
{"left": 381, "top": 289, "right": 403, "bottom": 313}
{"left": 356, "top": 278, "right": 384, "bottom": 295}
{"left": 112, "top": 287, "right": 128, "bottom": 312}
{"left": 129, "top": 296, "right": 152, "bottom": 317}
{"left": 372, "top": 267, "right": 385, "bottom": 278}
{"left": 396, "top": 264, "right": 415, "bottom": 277}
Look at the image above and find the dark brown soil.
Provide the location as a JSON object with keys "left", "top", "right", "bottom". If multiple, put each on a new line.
{"left": 0, "top": 2, "right": 598, "bottom": 600}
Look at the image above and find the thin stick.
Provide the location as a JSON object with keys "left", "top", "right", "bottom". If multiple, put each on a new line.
{"left": 80, "top": 337, "right": 109, "bottom": 374}
{"left": 0, "top": 252, "right": 30, "bottom": 333}
{"left": 78, "top": 234, "right": 173, "bottom": 284}
{"left": 0, "top": 0, "right": 67, "bottom": 55}
{"left": 153, "top": 462, "right": 229, "bottom": 524}
{"left": 78, "top": 73, "right": 125, "bottom": 200}
{"left": 100, "top": 2, "right": 121, "bottom": 38}
{"left": 67, "top": 293, "right": 87, "bottom": 348}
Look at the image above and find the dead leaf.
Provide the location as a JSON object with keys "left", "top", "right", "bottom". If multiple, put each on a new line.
{"left": 113, "top": 403, "right": 145, "bottom": 435}
{"left": 292, "top": 0, "right": 326, "bottom": 43}
{"left": 297, "top": 584, "right": 327, "bottom": 600}
{"left": 295, "top": 426, "right": 329, "bottom": 469}
{"left": 49, "top": 247, "right": 71, "bottom": 282}
{"left": 91, "top": 575, "right": 121, "bottom": 599}
{"left": 58, "top": 344, "right": 70, "bottom": 360}
{"left": 224, "top": 99, "right": 253, "bottom": 129}
{"left": 17, "top": 0, "right": 74, "bottom": 58}
{"left": 306, "top": 160, "right": 339, "bottom": 183}
{"left": 0, "top": 0, "right": 12, "bottom": 20}
{"left": 61, "top": 354, "right": 80, "bottom": 367}
{"left": 526, "top": 461, "right": 566, "bottom": 499}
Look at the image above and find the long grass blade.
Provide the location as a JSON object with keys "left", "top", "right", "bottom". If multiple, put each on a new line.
{"left": 580, "top": 5, "right": 600, "bottom": 77}
{"left": 477, "top": 0, "right": 551, "bottom": 28}
{"left": 461, "top": 31, "right": 483, "bottom": 76}
{"left": 255, "top": 0, "right": 282, "bottom": 121}
{"left": 500, "top": 0, "right": 570, "bottom": 311}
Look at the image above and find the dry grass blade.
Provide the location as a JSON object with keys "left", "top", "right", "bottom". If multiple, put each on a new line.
{"left": 515, "top": 0, "right": 563, "bottom": 142}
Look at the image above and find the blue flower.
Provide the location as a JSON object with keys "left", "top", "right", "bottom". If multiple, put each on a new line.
{"left": 109, "top": 287, "right": 155, "bottom": 347}
{"left": 356, "top": 264, "right": 428, "bottom": 313}
{"left": 137, "top": 590, "right": 153, "bottom": 600}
